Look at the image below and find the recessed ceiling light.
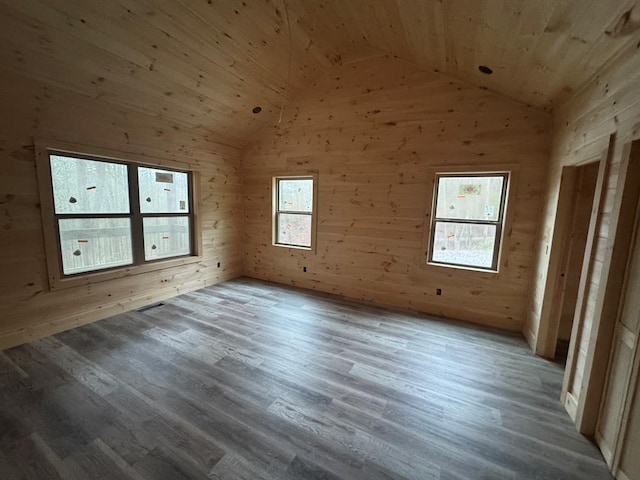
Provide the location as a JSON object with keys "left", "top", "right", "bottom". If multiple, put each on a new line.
{"left": 252, "top": 106, "right": 262, "bottom": 114}
{"left": 478, "top": 65, "right": 493, "bottom": 75}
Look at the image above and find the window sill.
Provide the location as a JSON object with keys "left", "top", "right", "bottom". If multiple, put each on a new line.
{"left": 49, "top": 254, "right": 203, "bottom": 291}
{"left": 273, "top": 243, "right": 313, "bottom": 251}
{"left": 425, "top": 261, "right": 499, "bottom": 274}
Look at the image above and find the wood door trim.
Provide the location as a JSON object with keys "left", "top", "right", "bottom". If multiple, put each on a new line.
{"left": 576, "top": 137, "right": 640, "bottom": 435}
{"left": 535, "top": 166, "right": 578, "bottom": 359}
{"left": 614, "top": 345, "right": 640, "bottom": 478}
{"left": 609, "top": 194, "right": 640, "bottom": 475}
{"left": 561, "top": 142, "right": 611, "bottom": 416}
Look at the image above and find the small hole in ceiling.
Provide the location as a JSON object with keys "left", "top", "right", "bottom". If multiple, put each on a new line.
{"left": 478, "top": 65, "right": 493, "bottom": 75}
{"left": 252, "top": 106, "right": 262, "bottom": 114}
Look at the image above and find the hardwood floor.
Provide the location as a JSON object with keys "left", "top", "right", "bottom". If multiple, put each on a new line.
{"left": 0, "top": 278, "right": 613, "bottom": 480}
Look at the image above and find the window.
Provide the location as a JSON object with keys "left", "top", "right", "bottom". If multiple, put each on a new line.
{"left": 428, "top": 173, "right": 509, "bottom": 271}
{"left": 46, "top": 152, "right": 194, "bottom": 277}
{"left": 273, "top": 176, "right": 315, "bottom": 249}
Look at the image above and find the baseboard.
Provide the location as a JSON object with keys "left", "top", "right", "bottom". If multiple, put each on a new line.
{"left": 0, "top": 273, "right": 241, "bottom": 351}
{"left": 565, "top": 392, "right": 578, "bottom": 420}
{"left": 616, "top": 469, "right": 631, "bottom": 480}
{"left": 523, "top": 326, "right": 537, "bottom": 351}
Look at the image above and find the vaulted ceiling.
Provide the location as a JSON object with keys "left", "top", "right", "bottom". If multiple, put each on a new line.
{"left": 1, "top": 0, "right": 639, "bottom": 147}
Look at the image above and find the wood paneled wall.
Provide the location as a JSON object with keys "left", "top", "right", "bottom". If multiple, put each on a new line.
{"left": 0, "top": 67, "right": 243, "bottom": 350}
{"left": 525, "top": 39, "right": 640, "bottom": 422}
{"left": 242, "top": 53, "right": 551, "bottom": 332}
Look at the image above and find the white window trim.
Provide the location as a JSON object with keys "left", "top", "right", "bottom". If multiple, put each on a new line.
{"left": 35, "top": 140, "right": 202, "bottom": 291}
{"left": 272, "top": 173, "right": 318, "bottom": 251}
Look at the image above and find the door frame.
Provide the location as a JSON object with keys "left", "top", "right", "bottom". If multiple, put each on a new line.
{"left": 595, "top": 140, "right": 640, "bottom": 475}
{"left": 598, "top": 192, "right": 640, "bottom": 473}
{"left": 567, "top": 135, "right": 640, "bottom": 435}
{"left": 560, "top": 144, "right": 610, "bottom": 420}
{"left": 535, "top": 160, "right": 600, "bottom": 360}
{"left": 535, "top": 138, "right": 610, "bottom": 361}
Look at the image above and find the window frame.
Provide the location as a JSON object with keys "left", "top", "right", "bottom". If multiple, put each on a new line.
{"left": 272, "top": 174, "right": 317, "bottom": 251}
{"left": 427, "top": 171, "right": 510, "bottom": 272}
{"left": 35, "top": 141, "right": 202, "bottom": 290}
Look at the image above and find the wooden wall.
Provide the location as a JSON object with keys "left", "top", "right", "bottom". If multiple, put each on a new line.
{"left": 242, "top": 53, "right": 551, "bottom": 332}
{"left": 525, "top": 39, "right": 640, "bottom": 418}
{"left": 0, "top": 67, "right": 243, "bottom": 350}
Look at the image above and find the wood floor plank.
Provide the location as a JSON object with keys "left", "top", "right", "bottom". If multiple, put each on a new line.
{"left": 0, "top": 277, "right": 614, "bottom": 479}
{"left": 209, "top": 453, "right": 282, "bottom": 480}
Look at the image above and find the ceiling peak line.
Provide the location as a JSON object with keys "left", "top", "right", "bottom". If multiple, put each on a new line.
{"left": 278, "top": 0, "right": 293, "bottom": 124}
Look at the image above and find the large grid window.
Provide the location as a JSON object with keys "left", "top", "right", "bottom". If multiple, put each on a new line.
{"left": 428, "top": 173, "right": 509, "bottom": 271}
{"left": 274, "top": 176, "right": 314, "bottom": 248}
{"left": 48, "top": 152, "right": 193, "bottom": 277}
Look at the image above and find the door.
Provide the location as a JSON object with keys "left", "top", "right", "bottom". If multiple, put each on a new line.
{"left": 617, "top": 369, "right": 640, "bottom": 479}
{"left": 596, "top": 194, "right": 640, "bottom": 477}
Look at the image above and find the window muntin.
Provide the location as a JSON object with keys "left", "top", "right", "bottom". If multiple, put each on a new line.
{"left": 58, "top": 218, "right": 134, "bottom": 275}
{"left": 428, "top": 173, "right": 508, "bottom": 271}
{"left": 143, "top": 216, "right": 191, "bottom": 260}
{"left": 50, "top": 155, "right": 130, "bottom": 214}
{"left": 49, "top": 152, "right": 194, "bottom": 277}
{"left": 138, "top": 166, "right": 190, "bottom": 214}
{"left": 274, "top": 177, "right": 314, "bottom": 248}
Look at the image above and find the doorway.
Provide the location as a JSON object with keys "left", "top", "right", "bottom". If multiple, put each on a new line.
{"left": 537, "top": 159, "right": 600, "bottom": 362}
{"left": 552, "top": 162, "right": 599, "bottom": 362}
{"left": 535, "top": 145, "right": 610, "bottom": 424}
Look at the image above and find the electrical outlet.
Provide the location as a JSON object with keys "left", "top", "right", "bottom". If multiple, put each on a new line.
{"left": 436, "top": 288, "right": 442, "bottom": 296}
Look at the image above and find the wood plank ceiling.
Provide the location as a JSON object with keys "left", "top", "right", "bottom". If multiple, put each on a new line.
{"left": 0, "top": 0, "right": 639, "bottom": 148}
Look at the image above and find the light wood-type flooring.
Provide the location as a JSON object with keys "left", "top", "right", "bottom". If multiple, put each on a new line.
{"left": 0, "top": 278, "right": 613, "bottom": 479}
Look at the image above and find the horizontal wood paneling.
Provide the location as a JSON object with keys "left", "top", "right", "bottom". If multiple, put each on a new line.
{"left": 0, "top": 0, "right": 635, "bottom": 146}
{"left": 291, "top": 0, "right": 639, "bottom": 111}
{"left": 0, "top": 67, "right": 243, "bottom": 350}
{"left": 525, "top": 39, "right": 640, "bottom": 427}
{"left": 242, "top": 54, "right": 552, "bottom": 332}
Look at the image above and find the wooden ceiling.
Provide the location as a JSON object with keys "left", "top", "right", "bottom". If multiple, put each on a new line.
{"left": 1, "top": 0, "right": 639, "bottom": 148}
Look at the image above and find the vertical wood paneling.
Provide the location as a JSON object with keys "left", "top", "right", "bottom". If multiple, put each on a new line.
{"left": 242, "top": 54, "right": 551, "bottom": 332}
{"left": 0, "top": 67, "right": 243, "bottom": 350}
